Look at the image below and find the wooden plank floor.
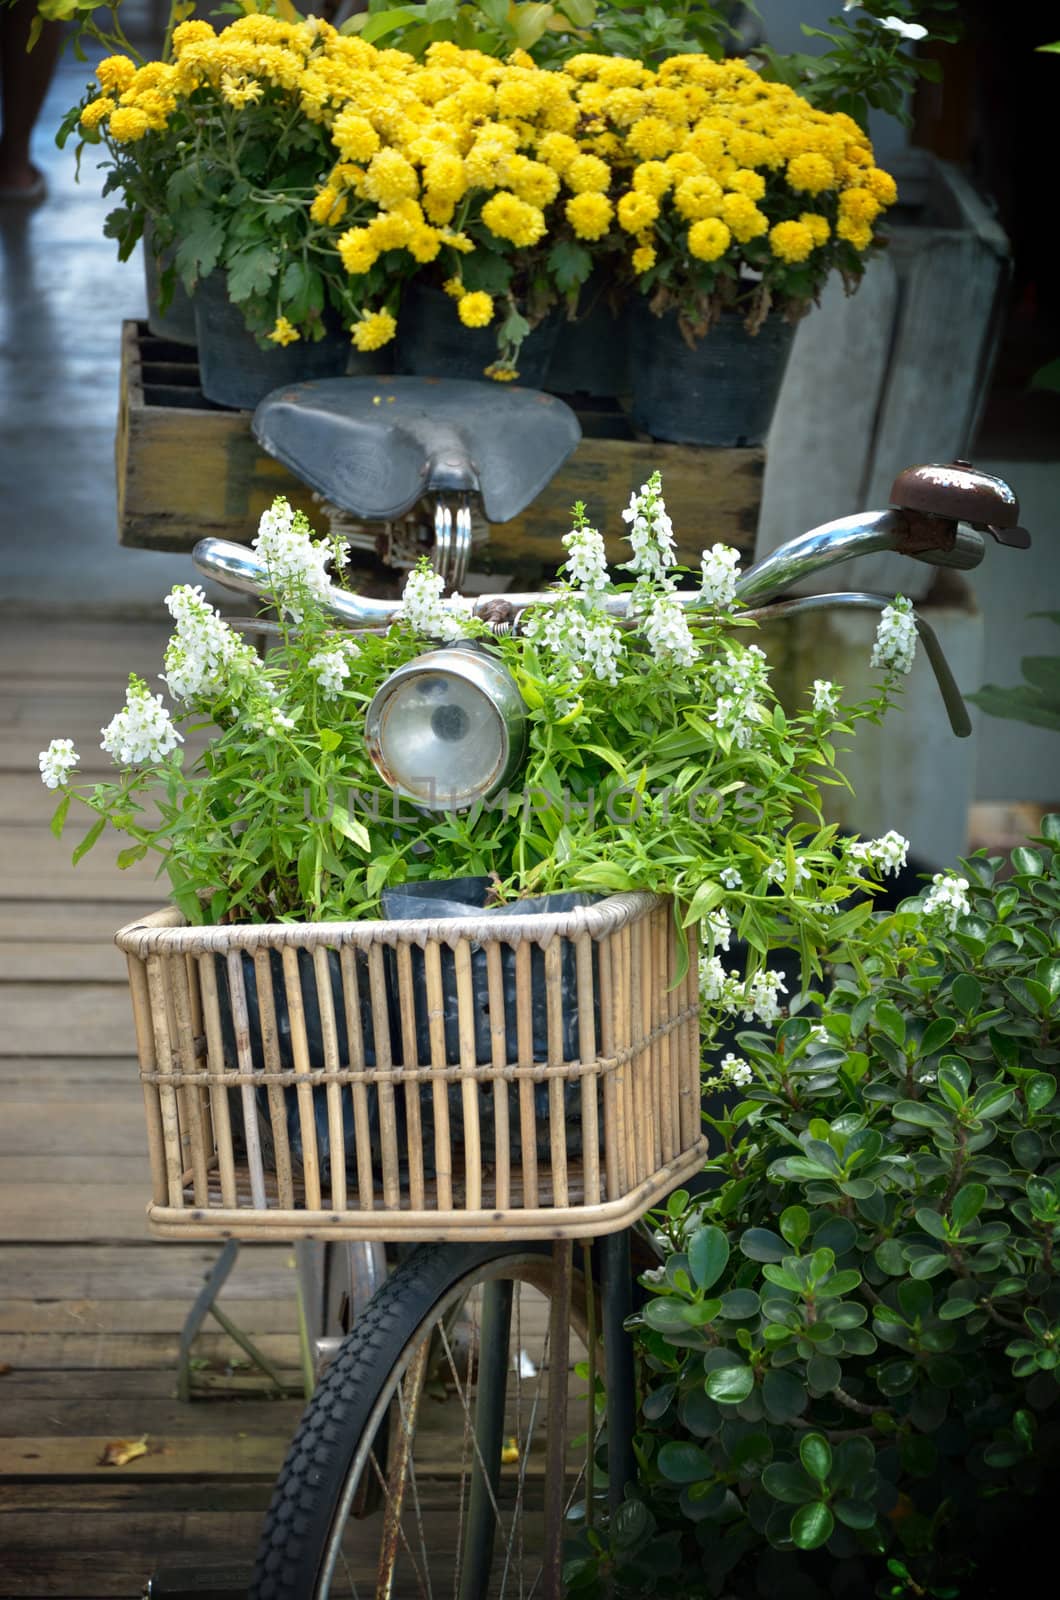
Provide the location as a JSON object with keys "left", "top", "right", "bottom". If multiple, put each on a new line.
{"left": 0, "top": 619, "right": 578, "bottom": 1598}
{"left": 0, "top": 620, "right": 304, "bottom": 1597}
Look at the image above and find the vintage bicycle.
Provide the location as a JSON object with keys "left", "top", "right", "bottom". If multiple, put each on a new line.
{"left": 122, "top": 376, "right": 1030, "bottom": 1599}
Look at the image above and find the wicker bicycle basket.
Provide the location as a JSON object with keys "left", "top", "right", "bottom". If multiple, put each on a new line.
{"left": 116, "top": 893, "right": 707, "bottom": 1242}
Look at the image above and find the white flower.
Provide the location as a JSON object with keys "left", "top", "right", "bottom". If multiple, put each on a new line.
{"left": 918, "top": 1070, "right": 937, "bottom": 1085}
{"left": 561, "top": 519, "right": 610, "bottom": 597}
{"left": 878, "top": 15, "right": 927, "bottom": 40}
{"left": 400, "top": 563, "right": 475, "bottom": 642}
{"left": 720, "top": 866, "right": 742, "bottom": 890}
{"left": 162, "top": 584, "right": 260, "bottom": 704}
{"left": 252, "top": 497, "right": 348, "bottom": 623}
{"left": 699, "top": 953, "right": 743, "bottom": 1011}
{"left": 848, "top": 829, "right": 910, "bottom": 878}
{"left": 742, "top": 968, "right": 789, "bottom": 1026}
{"left": 871, "top": 596, "right": 918, "bottom": 676}
{"left": 720, "top": 1052, "right": 753, "bottom": 1088}
{"left": 620, "top": 472, "right": 678, "bottom": 585}
{"left": 39, "top": 737, "right": 79, "bottom": 789}
{"left": 307, "top": 645, "right": 354, "bottom": 699}
{"left": 767, "top": 856, "right": 811, "bottom": 890}
{"left": 101, "top": 676, "right": 183, "bottom": 767}
{"left": 809, "top": 1025, "right": 830, "bottom": 1046}
{"left": 921, "top": 872, "right": 971, "bottom": 931}
{"left": 699, "top": 542, "right": 741, "bottom": 610}
{"left": 707, "top": 643, "right": 770, "bottom": 749}
{"left": 705, "top": 907, "right": 732, "bottom": 952}
{"left": 523, "top": 596, "right": 625, "bottom": 686}
{"left": 643, "top": 593, "right": 697, "bottom": 667}
{"left": 812, "top": 679, "right": 840, "bottom": 716}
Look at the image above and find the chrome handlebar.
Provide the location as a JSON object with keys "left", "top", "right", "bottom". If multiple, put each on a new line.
{"left": 191, "top": 495, "right": 1003, "bottom": 740}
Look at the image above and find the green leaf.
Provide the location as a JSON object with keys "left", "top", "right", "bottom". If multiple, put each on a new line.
{"left": 908, "top": 1253, "right": 949, "bottom": 1280}
{"left": 915, "top": 1208, "right": 948, "bottom": 1241}
{"left": 688, "top": 1226, "right": 730, "bottom": 1293}
{"left": 951, "top": 1182, "right": 987, "bottom": 1230}
{"left": 548, "top": 239, "right": 593, "bottom": 293}
{"left": 951, "top": 974, "right": 982, "bottom": 1016}
{"left": 1027, "top": 1075, "right": 1056, "bottom": 1112}
{"left": 50, "top": 793, "right": 72, "bottom": 839}
{"left": 791, "top": 1501, "right": 834, "bottom": 1550}
{"left": 1012, "top": 846, "right": 1044, "bottom": 877}
{"left": 330, "top": 804, "right": 371, "bottom": 851}
{"left": 799, "top": 1433, "right": 832, "bottom": 1483}
{"left": 174, "top": 212, "right": 226, "bottom": 288}
{"left": 779, "top": 1205, "right": 811, "bottom": 1249}
{"left": 920, "top": 1016, "right": 956, "bottom": 1057}
{"left": 226, "top": 243, "right": 279, "bottom": 304}
{"left": 705, "top": 1364, "right": 756, "bottom": 1405}
{"left": 760, "top": 1461, "right": 817, "bottom": 1505}
{"left": 874, "top": 1000, "right": 906, "bottom": 1046}
{"left": 834, "top": 1497, "right": 877, "bottom": 1530}
{"left": 762, "top": 1367, "right": 808, "bottom": 1422}
{"left": 740, "top": 1228, "right": 787, "bottom": 1263}
{"left": 71, "top": 816, "right": 105, "bottom": 865}
{"left": 969, "top": 1081, "right": 1015, "bottom": 1120}
{"left": 893, "top": 1099, "right": 951, "bottom": 1132}
{"left": 657, "top": 1440, "right": 712, "bottom": 1483}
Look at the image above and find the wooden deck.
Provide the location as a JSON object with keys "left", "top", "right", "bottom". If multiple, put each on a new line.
{"left": 0, "top": 619, "right": 304, "bottom": 1597}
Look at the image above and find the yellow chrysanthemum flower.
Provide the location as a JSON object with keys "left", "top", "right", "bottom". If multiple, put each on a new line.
{"left": 536, "top": 132, "right": 579, "bottom": 174}
{"left": 107, "top": 106, "right": 151, "bottom": 143}
{"left": 440, "top": 229, "right": 475, "bottom": 254}
{"left": 865, "top": 166, "right": 898, "bottom": 206}
{"left": 719, "top": 192, "right": 768, "bottom": 243}
{"left": 836, "top": 215, "right": 873, "bottom": 251}
{"left": 674, "top": 174, "right": 724, "bottom": 221}
{"left": 631, "top": 242, "right": 657, "bottom": 274}
{"left": 337, "top": 228, "right": 380, "bottom": 275}
{"left": 310, "top": 187, "right": 346, "bottom": 227}
{"left": 505, "top": 154, "right": 560, "bottom": 209}
{"left": 267, "top": 317, "right": 300, "bottom": 347}
{"left": 769, "top": 219, "right": 816, "bottom": 263}
{"left": 332, "top": 111, "right": 381, "bottom": 164}
{"left": 407, "top": 225, "right": 442, "bottom": 263}
{"left": 480, "top": 192, "right": 546, "bottom": 248}
{"left": 565, "top": 192, "right": 613, "bottom": 241}
{"left": 838, "top": 186, "right": 881, "bottom": 225}
{"left": 627, "top": 115, "right": 680, "bottom": 161}
{"left": 687, "top": 217, "right": 731, "bottom": 262}
{"left": 171, "top": 20, "right": 215, "bottom": 53}
{"left": 632, "top": 161, "right": 672, "bottom": 199}
{"left": 727, "top": 168, "right": 766, "bottom": 200}
{"left": 565, "top": 153, "right": 611, "bottom": 195}
{"left": 95, "top": 55, "right": 136, "bottom": 95}
{"left": 786, "top": 152, "right": 836, "bottom": 195}
{"left": 363, "top": 149, "right": 419, "bottom": 208}
{"left": 352, "top": 309, "right": 398, "bottom": 352}
{"left": 616, "top": 190, "right": 660, "bottom": 234}
{"left": 442, "top": 277, "right": 464, "bottom": 299}
{"left": 457, "top": 291, "right": 494, "bottom": 328}
{"left": 484, "top": 362, "right": 518, "bottom": 382}
{"left": 220, "top": 73, "right": 263, "bottom": 110}
{"left": 80, "top": 97, "right": 115, "bottom": 132}
{"left": 799, "top": 211, "right": 831, "bottom": 247}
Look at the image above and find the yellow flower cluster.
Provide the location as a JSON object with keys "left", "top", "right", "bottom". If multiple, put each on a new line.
{"left": 78, "top": 20, "right": 896, "bottom": 353}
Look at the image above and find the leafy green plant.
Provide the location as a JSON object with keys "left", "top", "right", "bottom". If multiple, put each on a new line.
{"left": 567, "top": 823, "right": 1060, "bottom": 1596}
{"left": 345, "top": 0, "right": 598, "bottom": 58}
{"left": 756, "top": 2, "right": 959, "bottom": 131}
{"left": 40, "top": 477, "right": 915, "bottom": 952}
{"left": 967, "top": 614, "right": 1060, "bottom": 733}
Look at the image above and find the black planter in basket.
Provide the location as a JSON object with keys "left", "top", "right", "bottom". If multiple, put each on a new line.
{"left": 382, "top": 879, "right": 603, "bottom": 1160}
{"left": 215, "top": 945, "right": 388, "bottom": 1185}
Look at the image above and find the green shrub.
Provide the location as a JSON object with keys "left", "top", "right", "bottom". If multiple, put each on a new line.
{"left": 568, "top": 819, "right": 1060, "bottom": 1597}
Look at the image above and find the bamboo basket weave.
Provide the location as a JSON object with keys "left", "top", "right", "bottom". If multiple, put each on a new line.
{"left": 116, "top": 893, "right": 707, "bottom": 1241}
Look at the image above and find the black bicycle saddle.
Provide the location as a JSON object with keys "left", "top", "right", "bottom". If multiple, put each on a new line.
{"left": 252, "top": 376, "right": 582, "bottom": 524}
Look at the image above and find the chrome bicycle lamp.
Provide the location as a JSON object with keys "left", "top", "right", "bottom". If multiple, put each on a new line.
{"left": 365, "top": 647, "right": 527, "bottom": 809}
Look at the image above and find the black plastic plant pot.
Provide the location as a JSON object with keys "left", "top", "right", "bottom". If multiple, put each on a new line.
{"left": 545, "top": 281, "right": 631, "bottom": 399}
{"left": 192, "top": 271, "right": 354, "bottom": 410}
{"left": 394, "top": 282, "right": 562, "bottom": 386}
{"left": 629, "top": 301, "right": 796, "bottom": 446}
{"left": 215, "top": 946, "right": 388, "bottom": 1185}
{"left": 382, "top": 879, "right": 604, "bottom": 1160}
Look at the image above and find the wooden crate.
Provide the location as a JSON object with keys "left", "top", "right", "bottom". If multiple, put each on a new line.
{"left": 116, "top": 321, "right": 763, "bottom": 571}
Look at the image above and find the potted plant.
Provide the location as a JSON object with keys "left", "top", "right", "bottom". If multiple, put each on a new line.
{"left": 564, "top": 822, "right": 1060, "bottom": 1597}
{"left": 39, "top": 476, "right": 921, "bottom": 1176}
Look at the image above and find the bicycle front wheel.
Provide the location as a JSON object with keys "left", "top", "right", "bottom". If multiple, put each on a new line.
{"left": 251, "top": 1239, "right": 597, "bottom": 1600}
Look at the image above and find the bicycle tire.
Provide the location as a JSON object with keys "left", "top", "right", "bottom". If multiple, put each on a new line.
{"left": 251, "top": 1238, "right": 596, "bottom": 1600}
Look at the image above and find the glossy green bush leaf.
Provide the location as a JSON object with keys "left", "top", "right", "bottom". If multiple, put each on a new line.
{"left": 779, "top": 1205, "right": 811, "bottom": 1248}
{"left": 951, "top": 1182, "right": 987, "bottom": 1229}
{"left": 740, "top": 1228, "right": 787, "bottom": 1263}
{"left": 688, "top": 1226, "right": 730, "bottom": 1292}
{"left": 657, "top": 1440, "right": 713, "bottom": 1483}
{"left": 760, "top": 1460, "right": 817, "bottom": 1504}
{"left": 894, "top": 1100, "right": 951, "bottom": 1131}
{"left": 704, "top": 1363, "right": 755, "bottom": 1405}
{"left": 762, "top": 1368, "right": 808, "bottom": 1422}
{"left": 790, "top": 1501, "right": 834, "bottom": 1549}
{"left": 799, "top": 1432, "right": 832, "bottom": 1482}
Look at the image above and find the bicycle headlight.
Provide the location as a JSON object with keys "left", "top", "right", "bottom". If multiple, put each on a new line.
{"left": 365, "top": 647, "right": 527, "bottom": 810}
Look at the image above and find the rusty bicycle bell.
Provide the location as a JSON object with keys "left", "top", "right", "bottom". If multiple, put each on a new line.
{"left": 890, "top": 460, "right": 1032, "bottom": 549}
